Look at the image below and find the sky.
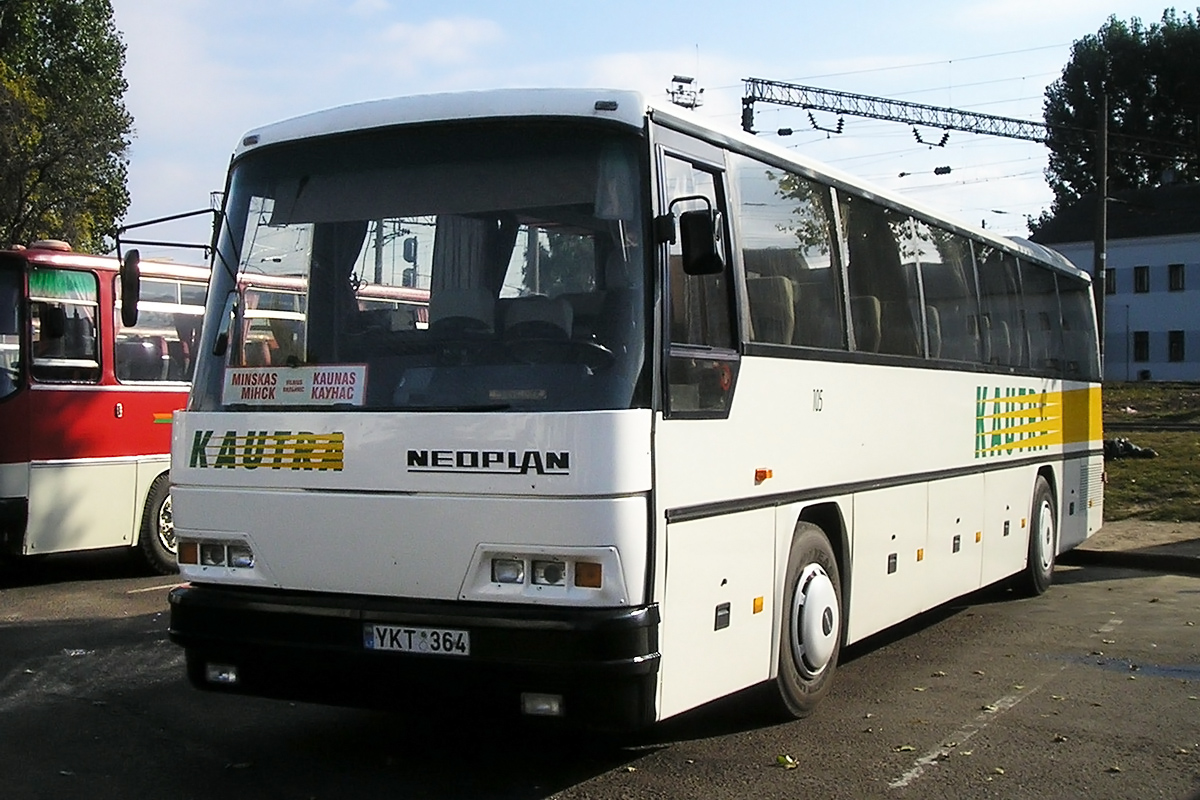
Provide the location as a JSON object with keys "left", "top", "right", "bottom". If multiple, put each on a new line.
{"left": 107, "top": 0, "right": 1179, "bottom": 260}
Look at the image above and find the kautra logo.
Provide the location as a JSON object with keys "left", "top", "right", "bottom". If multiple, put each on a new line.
{"left": 189, "top": 430, "right": 345, "bottom": 471}
{"left": 973, "top": 386, "right": 1056, "bottom": 458}
{"left": 406, "top": 449, "right": 570, "bottom": 475}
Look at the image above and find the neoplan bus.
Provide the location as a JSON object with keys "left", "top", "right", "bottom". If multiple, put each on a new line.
{"left": 0, "top": 241, "right": 208, "bottom": 573}
{"left": 167, "top": 89, "right": 1103, "bottom": 731}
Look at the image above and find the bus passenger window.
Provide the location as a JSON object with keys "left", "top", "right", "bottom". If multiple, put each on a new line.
{"left": 840, "top": 197, "right": 921, "bottom": 357}
{"left": 116, "top": 276, "right": 205, "bottom": 383}
{"left": 908, "top": 221, "right": 982, "bottom": 363}
{"left": 731, "top": 153, "right": 845, "bottom": 350}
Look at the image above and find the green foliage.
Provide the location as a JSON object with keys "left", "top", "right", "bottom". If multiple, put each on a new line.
{"left": 769, "top": 170, "right": 834, "bottom": 255}
{"left": 1042, "top": 9, "right": 1200, "bottom": 217}
{"left": 0, "top": 0, "right": 132, "bottom": 253}
{"left": 521, "top": 231, "right": 596, "bottom": 295}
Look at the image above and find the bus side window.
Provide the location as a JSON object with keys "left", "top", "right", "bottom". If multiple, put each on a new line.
{"left": 730, "top": 152, "right": 846, "bottom": 351}
{"left": 909, "top": 222, "right": 983, "bottom": 363}
{"left": 840, "top": 196, "right": 921, "bottom": 358}
{"left": 977, "top": 246, "right": 1026, "bottom": 369}
{"left": 115, "top": 276, "right": 202, "bottom": 383}
{"left": 30, "top": 267, "right": 100, "bottom": 383}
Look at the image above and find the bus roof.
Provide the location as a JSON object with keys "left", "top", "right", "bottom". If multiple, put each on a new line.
{"left": 2, "top": 244, "right": 209, "bottom": 281}
{"left": 231, "top": 88, "right": 1090, "bottom": 284}
{"left": 233, "top": 89, "right": 649, "bottom": 159}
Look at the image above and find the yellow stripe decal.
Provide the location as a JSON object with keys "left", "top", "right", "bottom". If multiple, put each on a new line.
{"left": 974, "top": 386, "right": 1101, "bottom": 458}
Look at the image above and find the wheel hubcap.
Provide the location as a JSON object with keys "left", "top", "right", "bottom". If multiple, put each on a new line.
{"left": 791, "top": 563, "right": 839, "bottom": 678}
{"left": 1037, "top": 498, "right": 1054, "bottom": 572}
{"left": 157, "top": 493, "right": 176, "bottom": 554}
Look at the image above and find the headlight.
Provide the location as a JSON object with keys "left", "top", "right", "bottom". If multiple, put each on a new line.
{"left": 531, "top": 560, "right": 566, "bottom": 586}
{"left": 178, "top": 538, "right": 256, "bottom": 570}
{"left": 466, "top": 546, "right": 627, "bottom": 606}
{"left": 491, "top": 558, "right": 525, "bottom": 584}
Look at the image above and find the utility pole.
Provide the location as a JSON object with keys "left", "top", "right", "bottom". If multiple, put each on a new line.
{"left": 1093, "top": 91, "right": 1108, "bottom": 363}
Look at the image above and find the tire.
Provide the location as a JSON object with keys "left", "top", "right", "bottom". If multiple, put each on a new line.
{"left": 771, "top": 523, "right": 843, "bottom": 718}
{"left": 138, "top": 474, "right": 178, "bottom": 575}
{"left": 1016, "top": 475, "right": 1056, "bottom": 596}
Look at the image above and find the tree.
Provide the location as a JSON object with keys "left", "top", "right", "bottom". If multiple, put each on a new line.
{"left": 1042, "top": 9, "right": 1200, "bottom": 215}
{"left": 522, "top": 231, "right": 596, "bottom": 296}
{"left": 0, "top": 0, "right": 132, "bottom": 252}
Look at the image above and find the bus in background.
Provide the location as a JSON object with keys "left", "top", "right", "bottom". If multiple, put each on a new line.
{"left": 0, "top": 240, "right": 429, "bottom": 573}
{"left": 0, "top": 241, "right": 208, "bottom": 573}
{"left": 167, "top": 89, "right": 1103, "bottom": 730}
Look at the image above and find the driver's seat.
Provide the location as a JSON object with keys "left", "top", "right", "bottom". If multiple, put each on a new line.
{"left": 503, "top": 295, "right": 573, "bottom": 340}
{"left": 429, "top": 286, "right": 495, "bottom": 336}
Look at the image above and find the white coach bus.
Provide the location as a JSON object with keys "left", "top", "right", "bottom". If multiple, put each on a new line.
{"left": 167, "top": 89, "right": 1103, "bottom": 731}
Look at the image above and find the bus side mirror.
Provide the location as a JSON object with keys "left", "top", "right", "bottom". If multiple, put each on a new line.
{"left": 678, "top": 209, "right": 726, "bottom": 275}
{"left": 120, "top": 249, "right": 141, "bottom": 327}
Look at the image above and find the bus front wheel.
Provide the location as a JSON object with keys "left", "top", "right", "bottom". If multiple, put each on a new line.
{"left": 138, "top": 474, "right": 178, "bottom": 575}
{"left": 772, "top": 523, "right": 842, "bottom": 719}
{"left": 1016, "top": 475, "right": 1056, "bottom": 596}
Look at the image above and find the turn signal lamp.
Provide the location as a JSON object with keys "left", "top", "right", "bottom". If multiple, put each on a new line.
{"left": 178, "top": 541, "right": 199, "bottom": 565}
{"left": 574, "top": 561, "right": 603, "bottom": 588}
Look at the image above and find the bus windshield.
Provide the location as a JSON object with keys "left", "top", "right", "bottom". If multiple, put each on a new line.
{"left": 0, "top": 263, "right": 20, "bottom": 398}
{"left": 191, "top": 121, "right": 649, "bottom": 413}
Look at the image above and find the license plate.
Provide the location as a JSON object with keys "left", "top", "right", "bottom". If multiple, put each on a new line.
{"left": 363, "top": 624, "right": 470, "bottom": 656}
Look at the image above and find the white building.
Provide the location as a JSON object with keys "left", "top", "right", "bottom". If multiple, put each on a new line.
{"left": 1031, "top": 183, "right": 1200, "bottom": 382}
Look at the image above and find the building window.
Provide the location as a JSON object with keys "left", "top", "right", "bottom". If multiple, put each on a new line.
{"left": 1104, "top": 268, "right": 1116, "bottom": 295}
{"left": 1169, "top": 263, "right": 1185, "bottom": 291}
{"left": 1133, "top": 265, "right": 1150, "bottom": 293}
{"left": 1169, "top": 330, "right": 1185, "bottom": 362}
{"left": 1133, "top": 330, "right": 1150, "bottom": 362}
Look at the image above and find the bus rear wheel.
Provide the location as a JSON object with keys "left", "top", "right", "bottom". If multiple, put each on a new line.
{"left": 1016, "top": 475, "right": 1056, "bottom": 596}
{"left": 772, "top": 523, "right": 842, "bottom": 719}
{"left": 138, "top": 474, "right": 178, "bottom": 575}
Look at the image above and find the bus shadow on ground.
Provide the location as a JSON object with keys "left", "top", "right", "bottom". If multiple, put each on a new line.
{"left": 0, "top": 547, "right": 152, "bottom": 589}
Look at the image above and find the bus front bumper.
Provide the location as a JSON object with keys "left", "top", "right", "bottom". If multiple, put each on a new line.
{"left": 168, "top": 583, "right": 660, "bottom": 731}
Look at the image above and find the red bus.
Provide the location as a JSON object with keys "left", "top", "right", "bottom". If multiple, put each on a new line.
{"left": 0, "top": 239, "right": 429, "bottom": 573}
{"left": 0, "top": 240, "right": 208, "bottom": 572}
